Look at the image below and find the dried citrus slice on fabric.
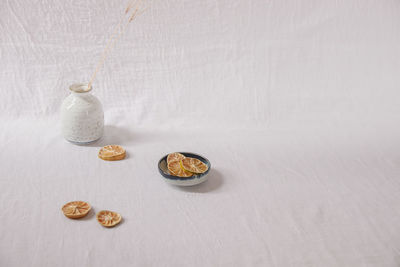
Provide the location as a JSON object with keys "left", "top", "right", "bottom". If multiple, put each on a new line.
{"left": 96, "top": 210, "right": 122, "bottom": 227}
{"left": 167, "top": 152, "right": 185, "bottom": 164}
{"left": 181, "top": 158, "right": 208, "bottom": 174}
{"left": 168, "top": 160, "right": 193, "bottom": 177}
{"left": 62, "top": 201, "right": 91, "bottom": 219}
{"left": 98, "top": 145, "right": 126, "bottom": 161}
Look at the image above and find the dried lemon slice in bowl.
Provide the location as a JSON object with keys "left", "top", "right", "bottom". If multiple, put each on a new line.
{"left": 96, "top": 210, "right": 122, "bottom": 227}
{"left": 62, "top": 201, "right": 91, "bottom": 219}
{"left": 181, "top": 157, "right": 208, "bottom": 174}
{"left": 98, "top": 145, "right": 126, "bottom": 161}
{"left": 158, "top": 152, "right": 211, "bottom": 186}
{"left": 168, "top": 160, "right": 193, "bottom": 177}
{"left": 167, "top": 152, "right": 185, "bottom": 164}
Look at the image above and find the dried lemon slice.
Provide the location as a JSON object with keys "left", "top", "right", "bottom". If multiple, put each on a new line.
{"left": 99, "top": 145, "right": 126, "bottom": 161}
{"left": 96, "top": 210, "right": 122, "bottom": 227}
{"left": 62, "top": 201, "right": 91, "bottom": 219}
{"left": 181, "top": 158, "right": 208, "bottom": 174}
{"left": 167, "top": 152, "right": 185, "bottom": 164}
{"left": 168, "top": 160, "right": 193, "bottom": 177}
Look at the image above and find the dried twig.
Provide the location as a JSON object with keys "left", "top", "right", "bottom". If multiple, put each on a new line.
{"left": 88, "top": 0, "right": 146, "bottom": 89}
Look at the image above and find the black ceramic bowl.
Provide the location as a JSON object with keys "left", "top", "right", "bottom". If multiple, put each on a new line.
{"left": 158, "top": 152, "right": 211, "bottom": 186}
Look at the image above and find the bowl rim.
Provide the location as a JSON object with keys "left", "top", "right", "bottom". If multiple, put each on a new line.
{"left": 158, "top": 152, "right": 211, "bottom": 180}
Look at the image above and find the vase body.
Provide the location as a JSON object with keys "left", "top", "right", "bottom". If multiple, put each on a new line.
{"left": 61, "top": 83, "right": 104, "bottom": 144}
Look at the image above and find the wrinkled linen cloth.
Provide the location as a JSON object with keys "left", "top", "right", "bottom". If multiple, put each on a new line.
{"left": 1, "top": 0, "right": 400, "bottom": 266}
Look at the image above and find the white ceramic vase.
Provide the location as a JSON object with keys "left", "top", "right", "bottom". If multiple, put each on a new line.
{"left": 61, "top": 83, "right": 104, "bottom": 144}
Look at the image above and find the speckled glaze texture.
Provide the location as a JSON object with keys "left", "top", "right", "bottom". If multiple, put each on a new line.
{"left": 61, "top": 86, "right": 104, "bottom": 144}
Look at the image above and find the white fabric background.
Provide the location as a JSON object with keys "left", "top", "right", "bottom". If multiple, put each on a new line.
{"left": 1, "top": 0, "right": 400, "bottom": 266}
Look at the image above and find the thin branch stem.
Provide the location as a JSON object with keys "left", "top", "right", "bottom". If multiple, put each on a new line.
{"left": 88, "top": 0, "right": 145, "bottom": 89}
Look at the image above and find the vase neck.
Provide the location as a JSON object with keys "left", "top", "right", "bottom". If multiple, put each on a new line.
{"left": 69, "top": 83, "right": 92, "bottom": 93}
